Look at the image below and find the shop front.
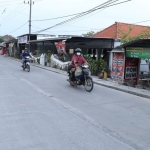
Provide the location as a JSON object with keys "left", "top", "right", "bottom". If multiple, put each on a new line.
{"left": 119, "top": 39, "right": 150, "bottom": 85}
{"left": 125, "top": 47, "right": 150, "bottom": 84}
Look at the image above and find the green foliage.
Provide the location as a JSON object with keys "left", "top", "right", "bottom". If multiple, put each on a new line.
{"left": 82, "top": 31, "right": 97, "bottom": 37}
{"left": 0, "top": 37, "right": 4, "bottom": 42}
{"left": 47, "top": 53, "right": 51, "bottom": 63}
{"left": 117, "top": 26, "right": 150, "bottom": 44}
{"left": 37, "top": 58, "right": 40, "bottom": 64}
{"left": 84, "top": 55, "right": 107, "bottom": 75}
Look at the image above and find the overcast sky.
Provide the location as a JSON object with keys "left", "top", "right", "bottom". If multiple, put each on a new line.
{"left": 0, "top": 0, "right": 150, "bottom": 38}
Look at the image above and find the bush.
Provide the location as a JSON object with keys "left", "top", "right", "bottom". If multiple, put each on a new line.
{"left": 37, "top": 58, "right": 40, "bottom": 64}
{"left": 84, "top": 55, "right": 107, "bottom": 75}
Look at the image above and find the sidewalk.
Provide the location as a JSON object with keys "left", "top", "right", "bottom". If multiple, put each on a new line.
{"left": 6, "top": 56, "right": 150, "bottom": 99}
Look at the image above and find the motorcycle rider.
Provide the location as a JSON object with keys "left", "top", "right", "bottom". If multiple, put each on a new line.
{"left": 21, "top": 48, "right": 31, "bottom": 67}
{"left": 69, "top": 48, "right": 89, "bottom": 82}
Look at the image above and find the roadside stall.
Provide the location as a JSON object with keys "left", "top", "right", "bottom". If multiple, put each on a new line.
{"left": 119, "top": 39, "right": 150, "bottom": 86}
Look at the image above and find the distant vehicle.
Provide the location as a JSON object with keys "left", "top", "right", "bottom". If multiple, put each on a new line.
{"left": 22, "top": 56, "right": 31, "bottom": 72}
{"left": 140, "top": 59, "right": 150, "bottom": 74}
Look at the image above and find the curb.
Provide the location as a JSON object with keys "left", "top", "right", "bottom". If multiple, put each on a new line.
{"left": 93, "top": 82, "right": 150, "bottom": 99}
{"left": 3, "top": 56, "right": 150, "bottom": 99}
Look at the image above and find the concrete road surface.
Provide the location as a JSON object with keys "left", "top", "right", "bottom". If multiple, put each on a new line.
{"left": 0, "top": 56, "right": 150, "bottom": 150}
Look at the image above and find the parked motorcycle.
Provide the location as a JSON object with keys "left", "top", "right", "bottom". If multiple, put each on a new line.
{"left": 22, "top": 56, "right": 31, "bottom": 72}
{"left": 67, "top": 63, "right": 94, "bottom": 92}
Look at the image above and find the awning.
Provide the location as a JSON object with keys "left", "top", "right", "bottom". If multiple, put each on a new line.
{"left": 118, "top": 39, "right": 150, "bottom": 48}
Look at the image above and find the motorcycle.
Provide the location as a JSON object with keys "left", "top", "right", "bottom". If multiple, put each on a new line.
{"left": 67, "top": 63, "right": 94, "bottom": 92}
{"left": 22, "top": 56, "right": 31, "bottom": 72}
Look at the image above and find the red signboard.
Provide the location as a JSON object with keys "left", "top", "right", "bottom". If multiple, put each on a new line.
{"left": 125, "top": 58, "right": 139, "bottom": 84}
{"left": 111, "top": 52, "right": 125, "bottom": 81}
{"left": 55, "top": 41, "right": 65, "bottom": 54}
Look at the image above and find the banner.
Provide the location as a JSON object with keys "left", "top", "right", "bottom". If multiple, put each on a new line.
{"left": 126, "top": 47, "right": 150, "bottom": 58}
{"left": 55, "top": 41, "right": 65, "bottom": 54}
{"left": 111, "top": 52, "right": 125, "bottom": 80}
{"left": 125, "top": 58, "right": 139, "bottom": 84}
{"left": 18, "top": 36, "right": 27, "bottom": 44}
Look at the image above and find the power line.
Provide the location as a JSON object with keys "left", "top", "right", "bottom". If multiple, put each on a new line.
{"left": 0, "top": 4, "right": 25, "bottom": 23}
{"left": 34, "top": 0, "right": 131, "bottom": 33}
{"left": 2, "top": 5, "right": 29, "bottom": 25}
{"left": 32, "top": 0, "right": 115, "bottom": 22}
{"left": 34, "top": 0, "right": 117, "bottom": 32}
{"left": 7, "top": 22, "right": 28, "bottom": 34}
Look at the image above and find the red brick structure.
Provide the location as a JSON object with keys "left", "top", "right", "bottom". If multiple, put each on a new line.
{"left": 93, "top": 22, "right": 150, "bottom": 39}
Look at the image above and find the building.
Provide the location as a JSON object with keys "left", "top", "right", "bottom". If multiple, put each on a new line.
{"left": 93, "top": 22, "right": 150, "bottom": 39}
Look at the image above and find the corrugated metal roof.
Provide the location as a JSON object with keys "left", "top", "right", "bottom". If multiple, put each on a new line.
{"left": 117, "top": 39, "right": 150, "bottom": 48}
{"left": 28, "top": 36, "right": 116, "bottom": 43}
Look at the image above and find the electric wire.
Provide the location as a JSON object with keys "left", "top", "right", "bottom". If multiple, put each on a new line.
{"left": 63, "top": 0, "right": 129, "bottom": 28}
{"left": 0, "top": 4, "right": 25, "bottom": 23}
{"left": 34, "top": 0, "right": 118, "bottom": 32}
{"left": 2, "top": 5, "right": 29, "bottom": 25}
{"left": 34, "top": 0, "right": 131, "bottom": 33}
{"left": 32, "top": 0, "right": 115, "bottom": 22}
{"left": 7, "top": 21, "right": 28, "bottom": 34}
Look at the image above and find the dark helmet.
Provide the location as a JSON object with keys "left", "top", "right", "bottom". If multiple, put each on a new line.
{"left": 75, "top": 48, "right": 82, "bottom": 53}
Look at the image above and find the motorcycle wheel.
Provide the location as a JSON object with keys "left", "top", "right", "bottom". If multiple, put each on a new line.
{"left": 23, "top": 66, "right": 25, "bottom": 70}
{"left": 26, "top": 64, "right": 30, "bottom": 72}
{"left": 84, "top": 76, "right": 93, "bottom": 92}
{"left": 69, "top": 76, "right": 74, "bottom": 86}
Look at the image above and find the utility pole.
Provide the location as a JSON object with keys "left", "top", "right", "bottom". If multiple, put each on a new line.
{"left": 24, "top": 0, "right": 34, "bottom": 52}
{"left": 29, "top": 0, "right": 32, "bottom": 34}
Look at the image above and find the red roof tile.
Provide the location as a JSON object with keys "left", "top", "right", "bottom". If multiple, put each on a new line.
{"left": 93, "top": 22, "right": 150, "bottom": 39}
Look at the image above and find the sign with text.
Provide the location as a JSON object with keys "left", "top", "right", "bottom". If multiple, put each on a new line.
{"left": 111, "top": 52, "right": 125, "bottom": 80}
{"left": 125, "top": 67, "right": 137, "bottom": 79}
{"left": 126, "top": 47, "right": 150, "bottom": 58}
{"left": 18, "top": 36, "right": 27, "bottom": 44}
{"left": 55, "top": 41, "right": 65, "bottom": 54}
{"left": 125, "top": 58, "right": 139, "bottom": 84}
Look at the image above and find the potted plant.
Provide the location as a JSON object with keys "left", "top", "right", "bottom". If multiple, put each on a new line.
{"left": 96, "top": 59, "right": 107, "bottom": 79}
{"left": 37, "top": 57, "right": 40, "bottom": 64}
{"left": 47, "top": 50, "right": 51, "bottom": 67}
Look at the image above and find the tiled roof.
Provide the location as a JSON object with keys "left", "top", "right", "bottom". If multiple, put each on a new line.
{"left": 93, "top": 22, "right": 150, "bottom": 39}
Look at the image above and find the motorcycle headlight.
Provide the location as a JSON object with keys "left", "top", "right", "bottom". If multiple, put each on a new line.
{"left": 82, "top": 64, "right": 88, "bottom": 68}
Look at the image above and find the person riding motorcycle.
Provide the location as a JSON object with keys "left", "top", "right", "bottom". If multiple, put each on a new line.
{"left": 68, "top": 48, "right": 89, "bottom": 82}
{"left": 21, "top": 48, "right": 31, "bottom": 67}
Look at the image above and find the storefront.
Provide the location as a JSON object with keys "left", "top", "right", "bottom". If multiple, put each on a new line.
{"left": 28, "top": 36, "right": 116, "bottom": 68}
{"left": 119, "top": 39, "right": 150, "bottom": 85}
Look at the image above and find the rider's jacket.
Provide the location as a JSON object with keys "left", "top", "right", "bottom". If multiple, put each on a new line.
{"left": 22, "top": 52, "right": 30, "bottom": 58}
{"left": 70, "top": 55, "right": 87, "bottom": 67}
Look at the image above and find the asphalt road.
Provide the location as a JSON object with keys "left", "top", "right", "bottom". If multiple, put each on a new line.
{"left": 0, "top": 56, "right": 150, "bottom": 150}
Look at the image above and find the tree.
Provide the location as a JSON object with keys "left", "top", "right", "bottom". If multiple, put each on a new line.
{"left": 117, "top": 26, "right": 150, "bottom": 43}
{"left": 0, "top": 37, "right": 4, "bottom": 42}
{"left": 2, "top": 35, "right": 15, "bottom": 42}
{"left": 82, "top": 31, "right": 96, "bottom": 37}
